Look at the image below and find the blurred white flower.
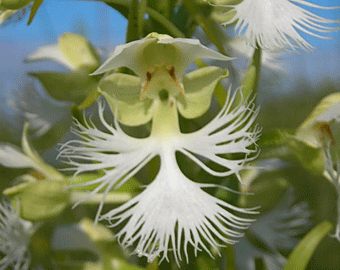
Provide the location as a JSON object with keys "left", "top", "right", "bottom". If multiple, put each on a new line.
{"left": 219, "top": 0, "right": 340, "bottom": 52}
{"left": 10, "top": 83, "right": 72, "bottom": 138}
{"left": 234, "top": 189, "right": 312, "bottom": 270}
{"left": 227, "top": 38, "right": 286, "bottom": 72}
{"left": 0, "top": 199, "right": 35, "bottom": 270}
{"left": 60, "top": 87, "right": 260, "bottom": 264}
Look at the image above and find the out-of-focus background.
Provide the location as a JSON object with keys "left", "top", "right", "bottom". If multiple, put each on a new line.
{"left": 0, "top": 0, "right": 339, "bottom": 141}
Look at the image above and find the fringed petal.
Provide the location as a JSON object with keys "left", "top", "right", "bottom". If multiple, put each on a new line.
{"left": 59, "top": 101, "right": 158, "bottom": 222}
{"left": 177, "top": 88, "right": 261, "bottom": 180}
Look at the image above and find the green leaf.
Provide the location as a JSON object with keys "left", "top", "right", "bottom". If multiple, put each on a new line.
{"left": 283, "top": 221, "right": 333, "bottom": 270}
{"left": 27, "top": 0, "right": 43, "bottom": 25}
{"left": 4, "top": 180, "right": 69, "bottom": 221}
{"left": 177, "top": 66, "right": 229, "bottom": 118}
{"left": 29, "top": 72, "right": 98, "bottom": 105}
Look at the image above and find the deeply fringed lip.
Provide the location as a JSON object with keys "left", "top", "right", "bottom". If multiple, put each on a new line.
{"left": 60, "top": 87, "right": 260, "bottom": 263}
{"left": 99, "top": 148, "right": 259, "bottom": 265}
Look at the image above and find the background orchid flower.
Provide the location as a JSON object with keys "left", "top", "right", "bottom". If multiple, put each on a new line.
{"left": 59, "top": 33, "right": 262, "bottom": 264}
{"left": 217, "top": 0, "right": 340, "bottom": 52}
{"left": 26, "top": 32, "right": 101, "bottom": 73}
{"left": 234, "top": 189, "right": 312, "bottom": 270}
{"left": 0, "top": 199, "right": 35, "bottom": 270}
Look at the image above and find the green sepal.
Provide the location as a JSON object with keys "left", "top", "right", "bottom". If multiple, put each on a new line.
{"left": 286, "top": 136, "right": 324, "bottom": 175}
{"left": 283, "top": 221, "right": 333, "bottom": 270}
{"left": 3, "top": 180, "right": 69, "bottom": 221}
{"left": 177, "top": 66, "right": 229, "bottom": 118}
{"left": 0, "top": 0, "right": 31, "bottom": 10}
{"left": 59, "top": 32, "right": 101, "bottom": 73}
{"left": 99, "top": 73, "right": 155, "bottom": 126}
{"left": 29, "top": 72, "right": 98, "bottom": 105}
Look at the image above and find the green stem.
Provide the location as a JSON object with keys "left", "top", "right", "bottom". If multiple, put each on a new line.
{"left": 183, "top": 0, "right": 228, "bottom": 54}
{"left": 138, "top": 0, "right": 147, "bottom": 37}
{"left": 126, "top": 0, "right": 139, "bottom": 42}
{"left": 69, "top": 191, "right": 132, "bottom": 205}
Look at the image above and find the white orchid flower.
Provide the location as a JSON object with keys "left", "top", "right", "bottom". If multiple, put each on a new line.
{"left": 60, "top": 90, "right": 260, "bottom": 263}
{"left": 217, "top": 0, "right": 340, "bottom": 52}
{"left": 60, "top": 34, "right": 260, "bottom": 263}
{"left": 11, "top": 83, "right": 72, "bottom": 138}
{"left": 0, "top": 199, "right": 35, "bottom": 270}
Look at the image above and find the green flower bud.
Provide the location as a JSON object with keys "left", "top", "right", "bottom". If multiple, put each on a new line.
{"left": 4, "top": 180, "right": 70, "bottom": 221}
